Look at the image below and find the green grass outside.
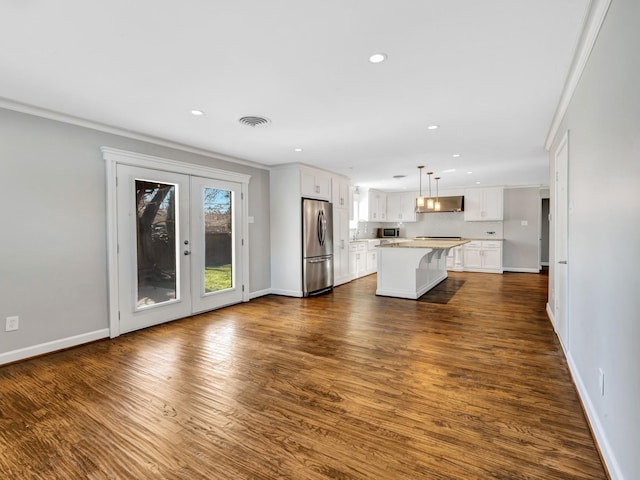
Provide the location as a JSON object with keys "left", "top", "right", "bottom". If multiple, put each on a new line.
{"left": 204, "top": 264, "right": 232, "bottom": 292}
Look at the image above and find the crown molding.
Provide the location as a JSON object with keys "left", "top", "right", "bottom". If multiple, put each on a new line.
{"left": 545, "top": 0, "right": 612, "bottom": 150}
{"left": 0, "top": 97, "right": 269, "bottom": 171}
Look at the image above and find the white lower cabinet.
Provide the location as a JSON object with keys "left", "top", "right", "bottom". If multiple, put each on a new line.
{"left": 349, "top": 240, "right": 380, "bottom": 279}
{"left": 463, "top": 240, "right": 503, "bottom": 273}
{"left": 365, "top": 239, "right": 380, "bottom": 275}
{"left": 349, "top": 242, "right": 367, "bottom": 279}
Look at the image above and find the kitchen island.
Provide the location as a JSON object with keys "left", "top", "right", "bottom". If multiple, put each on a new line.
{"left": 376, "top": 239, "right": 469, "bottom": 299}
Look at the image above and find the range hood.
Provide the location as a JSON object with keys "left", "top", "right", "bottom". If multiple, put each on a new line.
{"left": 415, "top": 195, "right": 464, "bottom": 213}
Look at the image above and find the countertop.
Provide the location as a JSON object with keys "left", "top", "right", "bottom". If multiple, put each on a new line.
{"left": 378, "top": 239, "right": 469, "bottom": 249}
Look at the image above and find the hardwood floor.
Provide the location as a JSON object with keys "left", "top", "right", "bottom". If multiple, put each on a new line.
{"left": 0, "top": 272, "right": 607, "bottom": 479}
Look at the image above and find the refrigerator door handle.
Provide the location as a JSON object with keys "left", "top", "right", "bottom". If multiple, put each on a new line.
{"left": 308, "top": 257, "right": 329, "bottom": 264}
{"left": 317, "top": 209, "right": 326, "bottom": 246}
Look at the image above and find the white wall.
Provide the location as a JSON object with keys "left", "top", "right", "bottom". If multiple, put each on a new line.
{"left": 503, "top": 187, "right": 540, "bottom": 272}
{"left": 0, "top": 108, "right": 271, "bottom": 360}
{"left": 548, "top": 0, "right": 639, "bottom": 477}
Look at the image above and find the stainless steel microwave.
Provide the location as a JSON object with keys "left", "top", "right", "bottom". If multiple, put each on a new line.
{"left": 377, "top": 227, "right": 400, "bottom": 238}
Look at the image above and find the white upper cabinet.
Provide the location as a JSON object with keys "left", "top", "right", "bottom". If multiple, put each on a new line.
{"left": 360, "top": 188, "right": 387, "bottom": 222}
{"left": 331, "top": 176, "right": 350, "bottom": 209}
{"left": 386, "top": 192, "right": 416, "bottom": 223}
{"left": 301, "top": 167, "right": 331, "bottom": 200}
{"left": 464, "top": 187, "right": 504, "bottom": 221}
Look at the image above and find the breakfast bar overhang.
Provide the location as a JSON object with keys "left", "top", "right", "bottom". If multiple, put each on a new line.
{"left": 376, "top": 239, "right": 469, "bottom": 299}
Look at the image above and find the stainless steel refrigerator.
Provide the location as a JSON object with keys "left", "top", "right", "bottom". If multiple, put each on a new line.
{"left": 302, "top": 198, "right": 334, "bottom": 296}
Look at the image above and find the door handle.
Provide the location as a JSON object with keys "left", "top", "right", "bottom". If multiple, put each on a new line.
{"left": 558, "top": 260, "right": 567, "bottom": 264}
{"left": 308, "top": 258, "right": 328, "bottom": 264}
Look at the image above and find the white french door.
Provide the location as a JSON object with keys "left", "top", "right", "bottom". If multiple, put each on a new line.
{"left": 189, "top": 176, "right": 243, "bottom": 314}
{"left": 117, "top": 165, "right": 191, "bottom": 333}
{"left": 113, "top": 162, "right": 246, "bottom": 335}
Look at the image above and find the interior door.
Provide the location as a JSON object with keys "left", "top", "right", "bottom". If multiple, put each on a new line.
{"left": 555, "top": 133, "right": 570, "bottom": 350}
{"left": 116, "top": 165, "right": 191, "bottom": 333}
{"left": 190, "top": 176, "right": 243, "bottom": 313}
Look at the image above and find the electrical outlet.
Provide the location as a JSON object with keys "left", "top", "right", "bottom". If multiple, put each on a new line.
{"left": 5, "top": 316, "right": 19, "bottom": 332}
{"left": 598, "top": 368, "right": 605, "bottom": 396}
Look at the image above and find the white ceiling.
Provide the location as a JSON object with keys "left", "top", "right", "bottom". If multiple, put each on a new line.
{"left": 1, "top": 0, "right": 588, "bottom": 192}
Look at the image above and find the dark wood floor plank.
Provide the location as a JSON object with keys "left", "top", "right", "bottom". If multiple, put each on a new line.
{"left": 0, "top": 271, "right": 607, "bottom": 479}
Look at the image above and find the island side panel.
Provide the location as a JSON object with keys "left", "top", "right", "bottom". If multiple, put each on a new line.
{"left": 376, "top": 247, "right": 434, "bottom": 299}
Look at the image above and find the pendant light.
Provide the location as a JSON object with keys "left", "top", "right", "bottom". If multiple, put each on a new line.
{"left": 415, "top": 166, "right": 426, "bottom": 210}
{"left": 426, "top": 171, "right": 434, "bottom": 209}
{"left": 434, "top": 176, "right": 441, "bottom": 211}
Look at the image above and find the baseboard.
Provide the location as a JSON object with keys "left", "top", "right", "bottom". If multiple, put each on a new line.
{"left": 565, "top": 352, "right": 624, "bottom": 480}
{"left": 503, "top": 267, "right": 540, "bottom": 273}
{"left": 0, "top": 329, "right": 110, "bottom": 366}
{"left": 540, "top": 261, "right": 549, "bottom": 266}
{"left": 249, "top": 288, "right": 272, "bottom": 299}
{"left": 268, "top": 288, "right": 303, "bottom": 298}
{"left": 546, "top": 302, "right": 555, "bottom": 329}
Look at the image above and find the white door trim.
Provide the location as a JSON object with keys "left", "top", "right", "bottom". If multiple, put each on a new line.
{"left": 554, "top": 131, "right": 570, "bottom": 350}
{"left": 102, "top": 147, "right": 251, "bottom": 338}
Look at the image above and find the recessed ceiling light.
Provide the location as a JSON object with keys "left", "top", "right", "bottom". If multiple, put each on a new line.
{"left": 452, "top": 154, "right": 461, "bottom": 158}
{"left": 369, "top": 53, "right": 387, "bottom": 64}
{"left": 476, "top": 181, "right": 481, "bottom": 185}
{"left": 392, "top": 175, "right": 406, "bottom": 179}
{"left": 191, "top": 110, "right": 204, "bottom": 116}
{"left": 427, "top": 125, "right": 439, "bottom": 130}
{"left": 467, "top": 171, "right": 473, "bottom": 174}
{"left": 443, "top": 168, "right": 456, "bottom": 173}
{"left": 294, "top": 148, "right": 303, "bottom": 152}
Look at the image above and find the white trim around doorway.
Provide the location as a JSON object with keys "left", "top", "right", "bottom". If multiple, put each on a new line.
{"left": 102, "top": 147, "right": 251, "bottom": 338}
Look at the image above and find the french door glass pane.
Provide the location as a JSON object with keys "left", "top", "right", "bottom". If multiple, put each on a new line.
{"left": 203, "top": 188, "right": 233, "bottom": 293}
{"left": 135, "top": 180, "right": 178, "bottom": 308}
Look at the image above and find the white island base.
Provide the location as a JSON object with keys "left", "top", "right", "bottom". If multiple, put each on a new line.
{"left": 375, "top": 240, "right": 469, "bottom": 300}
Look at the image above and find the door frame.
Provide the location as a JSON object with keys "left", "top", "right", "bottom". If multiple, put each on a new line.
{"left": 553, "top": 131, "right": 570, "bottom": 350}
{"left": 102, "top": 147, "right": 251, "bottom": 338}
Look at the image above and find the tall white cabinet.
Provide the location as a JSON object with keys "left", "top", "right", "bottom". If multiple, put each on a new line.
{"left": 332, "top": 175, "right": 352, "bottom": 286}
{"left": 270, "top": 164, "right": 350, "bottom": 296}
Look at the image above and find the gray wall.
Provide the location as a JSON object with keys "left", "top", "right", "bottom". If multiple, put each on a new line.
{"left": 548, "top": 0, "right": 639, "bottom": 477}
{"left": 503, "top": 187, "right": 540, "bottom": 271}
{"left": 540, "top": 198, "right": 549, "bottom": 264}
{"left": 0, "top": 108, "right": 270, "bottom": 355}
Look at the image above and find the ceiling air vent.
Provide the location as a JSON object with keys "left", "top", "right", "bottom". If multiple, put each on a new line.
{"left": 238, "top": 116, "right": 270, "bottom": 128}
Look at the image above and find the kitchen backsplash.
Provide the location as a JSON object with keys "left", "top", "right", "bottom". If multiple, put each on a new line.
{"left": 350, "top": 212, "right": 503, "bottom": 240}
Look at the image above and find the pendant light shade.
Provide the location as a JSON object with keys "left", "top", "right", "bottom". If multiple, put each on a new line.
{"left": 434, "top": 176, "right": 441, "bottom": 211}
{"left": 426, "top": 171, "right": 434, "bottom": 209}
{"left": 415, "top": 166, "right": 426, "bottom": 210}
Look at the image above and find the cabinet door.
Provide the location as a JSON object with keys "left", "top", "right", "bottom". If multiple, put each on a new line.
{"left": 366, "top": 251, "right": 377, "bottom": 273}
{"left": 386, "top": 194, "right": 402, "bottom": 222}
{"left": 333, "top": 208, "right": 350, "bottom": 284}
{"left": 368, "top": 189, "right": 387, "bottom": 221}
{"left": 482, "top": 188, "right": 504, "bottom": 221}
{"left": 463, "top": 189, "right": 483, "bottom": 221}
{"left": 332, "top": 177, "right": 350, "bottom": 209}
{"left": 315, "top": 172, "right": 332, "bottom": 199}
{"left": 377, "top": 191, "right": 387, "bottom": 221}
{"left": 401, "top": 192, "right": 416, "bottom": 222}
{"left": 301, "top": 169, "right": 331, "bottom": 200}
{"left": 481, "top": 242, "right": 502, "bottom": 270}
{"left": 464, "top": 247, "right": 483, "bottom": 269}
{"left": 464, "top": 188, "right": 503, "bottom": 221}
